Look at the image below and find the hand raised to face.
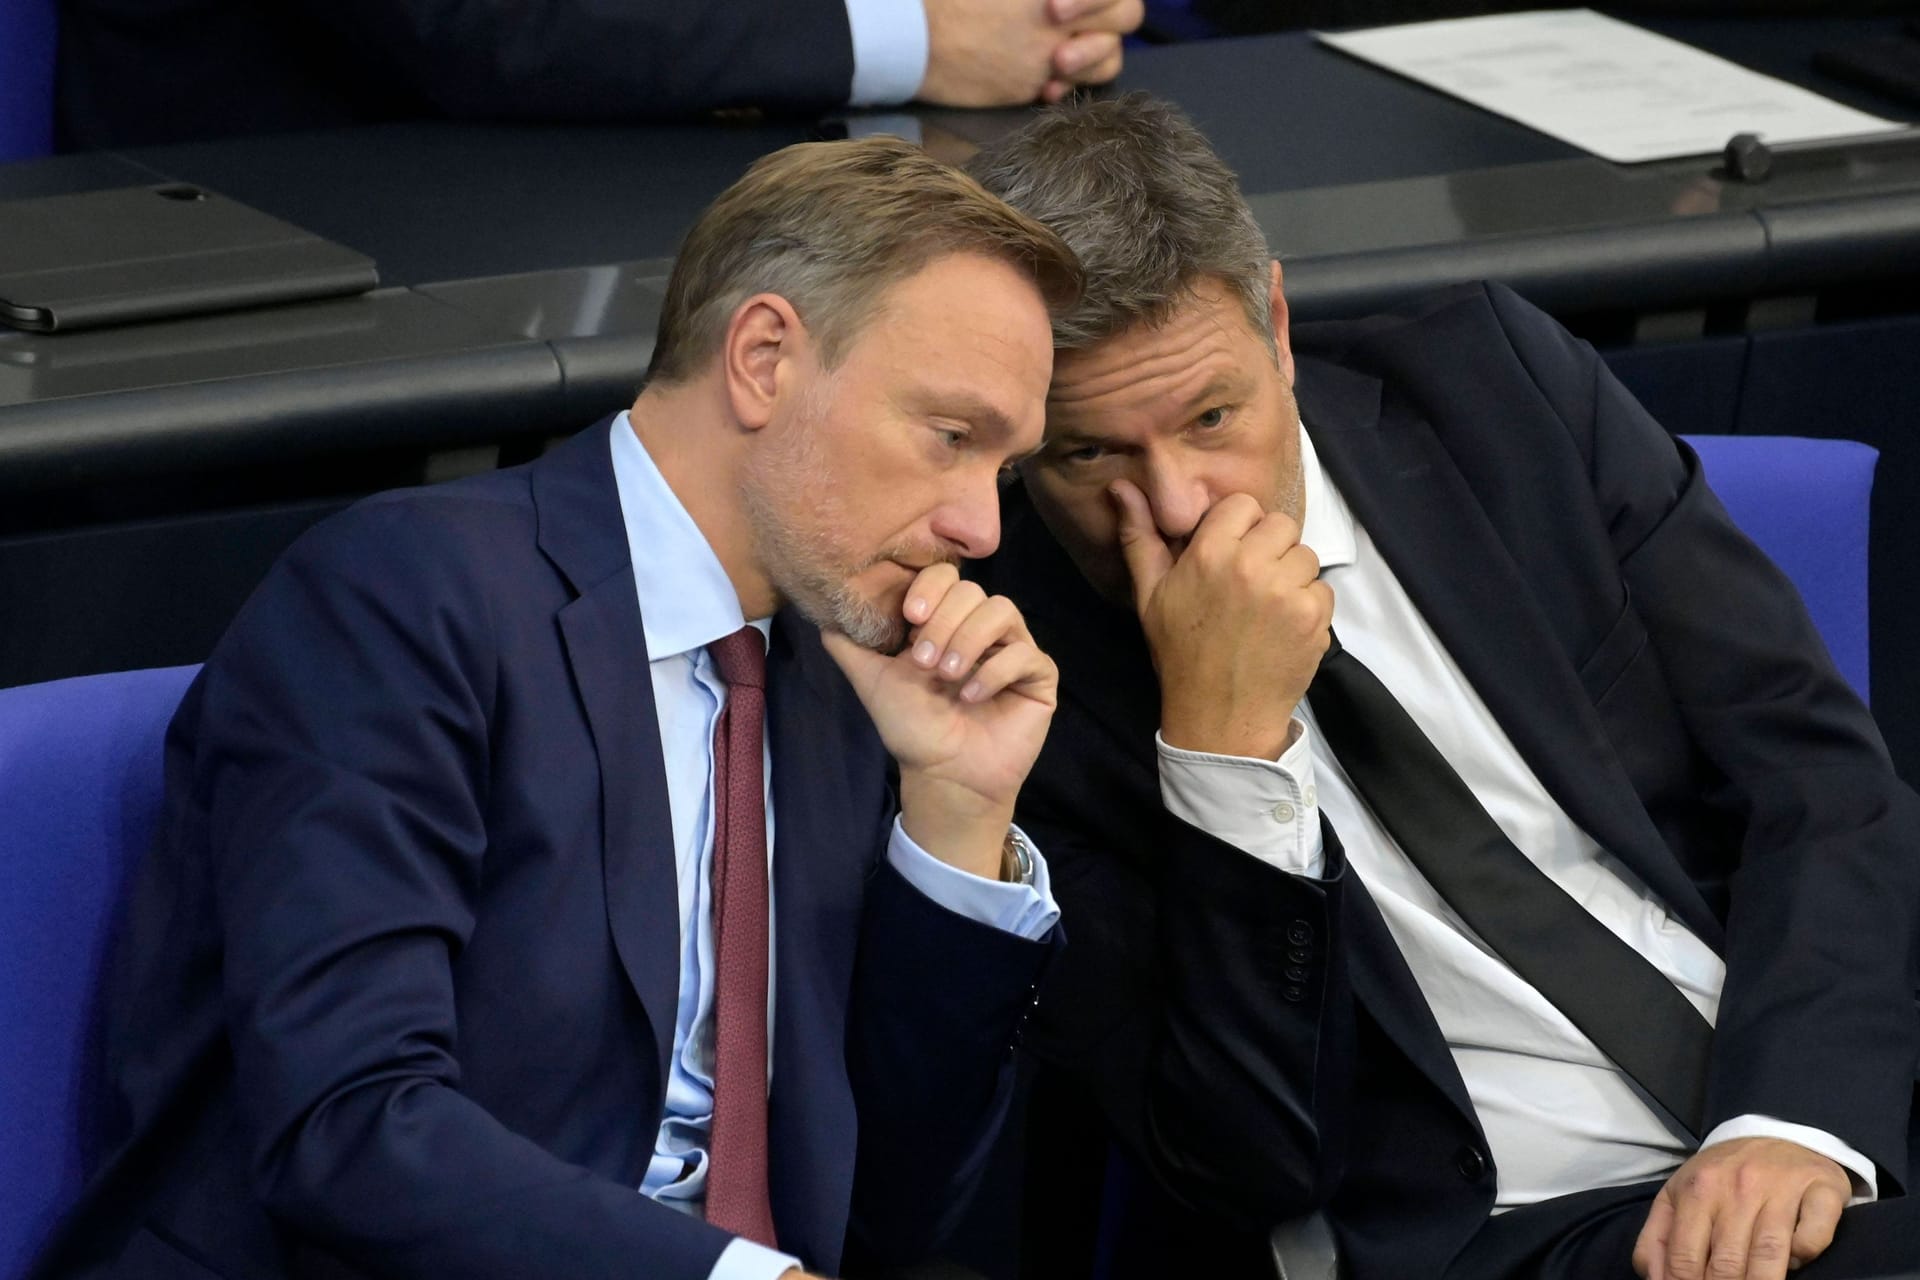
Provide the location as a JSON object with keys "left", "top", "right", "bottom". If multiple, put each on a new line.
{"left": 1111, "top": 480, "right": 1331, "bottom": 762}
{"left": 821, "top": 563, "right": 1057, "bottom": 881}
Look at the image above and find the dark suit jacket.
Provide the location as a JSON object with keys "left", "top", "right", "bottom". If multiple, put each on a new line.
{"left": 55, "top": 0, "right": 855, "bottom": 148}
{"left": 978, "top": 282, "right": 1920, "bottom": 1280}
{"left": 31, "top": 422, "right": 1053, "bottom": 1280}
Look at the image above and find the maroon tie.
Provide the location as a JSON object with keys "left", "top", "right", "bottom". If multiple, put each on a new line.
{"left": 703, "top": 625, "right": 777, "bottom": 1248}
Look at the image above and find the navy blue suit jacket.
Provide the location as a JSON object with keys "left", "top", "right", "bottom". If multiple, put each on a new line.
{"left": 32, "top": 423, "right": 1053, "bottom": 1280}
{"left": 56, "top": 0, "right": 855, "bottom": 147}
{"left": 980, "top": 283, "right": 1920, "bottom": 1279}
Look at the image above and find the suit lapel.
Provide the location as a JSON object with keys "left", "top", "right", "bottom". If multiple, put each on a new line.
{"left": 765, "top": 610, "right": 869, "bottom": 1271}
{"left": 534, "top": 424, "right": 682, "bottom": 1101}
{"left": 1298, "top": 359, "right": 1719, "bottom": 945}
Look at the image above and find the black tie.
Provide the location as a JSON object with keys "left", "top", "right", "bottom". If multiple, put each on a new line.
{"left": 1307, "top": 632, "right": 1713, "bottom": 1138}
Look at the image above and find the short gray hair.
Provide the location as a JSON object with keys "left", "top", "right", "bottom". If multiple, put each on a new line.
{"left": 968, "top": 94, "right": 1274, "bottom": 355}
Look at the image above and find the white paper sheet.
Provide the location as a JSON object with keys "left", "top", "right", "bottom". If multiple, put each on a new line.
{"left": 1317, "top": 9, "right": 1903, "bottom": 164}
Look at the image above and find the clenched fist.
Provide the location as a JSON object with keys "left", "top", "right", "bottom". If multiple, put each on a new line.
{"left": 1111, "top": 480, "right": 1331, "bottom": 761}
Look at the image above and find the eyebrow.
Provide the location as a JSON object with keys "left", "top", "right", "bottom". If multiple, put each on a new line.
{"left": 1041, "top": 373, "right": 1246, "bottom": 452}
{"left": 1178, "top": 373, "right": 1240, "bottom": 416}
{"left": 923, "top": 390, "right": 1019, "bottom": 443}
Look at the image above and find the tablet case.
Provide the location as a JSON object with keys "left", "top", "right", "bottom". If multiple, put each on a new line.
{"left": 0, "top": 183, "right": 379, "bottom": 333}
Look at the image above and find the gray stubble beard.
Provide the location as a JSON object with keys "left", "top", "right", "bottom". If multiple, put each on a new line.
{"left": 739, "top": 404, "right": 915, "bottom": 655}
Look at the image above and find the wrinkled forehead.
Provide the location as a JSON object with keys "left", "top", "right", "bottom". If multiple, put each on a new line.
{"left": 1046, "top": 300, "right": 1258, "bottom": 440}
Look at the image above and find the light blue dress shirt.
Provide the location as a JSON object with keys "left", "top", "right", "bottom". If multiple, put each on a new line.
{"left": 844, "top": 0, "right": 929, "bottom": 105}
{"left": 607, "top": 415, "right": 1059, "bottom": 1280}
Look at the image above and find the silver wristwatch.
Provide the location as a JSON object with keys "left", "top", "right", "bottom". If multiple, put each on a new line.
{"left": 1001, "top": 827, "right": 1036, "bottom": 886}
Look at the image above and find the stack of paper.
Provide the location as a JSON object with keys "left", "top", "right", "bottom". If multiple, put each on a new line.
{"left": 1317, "top": 10, "right": 1903, "bottom": 164}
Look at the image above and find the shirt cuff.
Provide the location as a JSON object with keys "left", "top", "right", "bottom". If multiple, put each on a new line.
{"left": 844, "top": 0, "right": 930, "bottom": 104}
{"left": 1701, "top": 1115, "right": 1878, "bottom": 1205}
{"left": 886, "top": 816, "right": 1061, "bottom": 939}
{"left": 1156, "top": 721, "right": 1324, "bottom": 876}
{"left": 708, "top": 1235, "right": 803, "bottom": 1280}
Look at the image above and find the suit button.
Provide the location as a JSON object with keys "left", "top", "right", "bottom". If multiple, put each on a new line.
{"left": 1284, "top": 965, "right": 1309, "bottom": 983}
{"left": 1287, "top": 921, "right": 1313, "bottom": 945}
{"left": 1282, "top": 984, "right": 1306, "bottom": 1002}
{"left": 1287, "top": 947, "right": 1311, "bottom": 965}
{"left": 1455, "top": 1145, "right": 1488, "bottom": 1182}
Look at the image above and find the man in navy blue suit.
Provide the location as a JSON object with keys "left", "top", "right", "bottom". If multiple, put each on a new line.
{"left": 30, "top": 137, "right": 1079, "bottom": 1280}
{"left": 969, "top": 97, "right": 1920, "bottom": 1280}
{"left": 55, "top": 0, "right": 1146, "bottom": 148}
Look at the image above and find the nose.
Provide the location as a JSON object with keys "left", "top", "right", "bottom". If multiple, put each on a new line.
{"left": 1141, "top": 457, "right": 1212, "bottom": 542}
{"left": 930, "top": 470, "right": 1002, "bottom": 560}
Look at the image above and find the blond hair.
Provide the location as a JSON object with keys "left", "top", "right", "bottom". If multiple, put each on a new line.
{"left": 647, "top": 135, "right": 1082, "bottom": 384}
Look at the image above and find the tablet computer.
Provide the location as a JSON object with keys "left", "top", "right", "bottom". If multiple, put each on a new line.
{"left": 0, "top": 183, "right": 378, "bottom": 333}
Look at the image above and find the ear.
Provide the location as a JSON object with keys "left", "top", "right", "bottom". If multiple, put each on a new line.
{"left": 1268, "top": 259, "right": 1296, "bottom": 388}
{"left": 723, "top": 292, "right": 807, "bottom": 431}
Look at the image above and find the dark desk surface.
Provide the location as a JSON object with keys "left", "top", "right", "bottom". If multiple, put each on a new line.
{"left": 2, "top": 15, "right": 1917, "bottom": 498}
{"left": 8, "top": 18, "right": 1910, "bottom": 283}
{"left": 6, "top": 15, "right": 1920, "bottom": 777}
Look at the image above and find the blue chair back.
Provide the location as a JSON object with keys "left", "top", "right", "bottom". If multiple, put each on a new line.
{"left": 0, "top": 0, "right": 59, "bottom": 161}
{"left": 0, "top": 665, "right": 199, "bottom": 1280}
{"left": 1681, "top": 435, "right": 1876, "bottom": 704}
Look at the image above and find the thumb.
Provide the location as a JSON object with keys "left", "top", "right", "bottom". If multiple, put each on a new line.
{"left": 819, "top": 627, "right": 889, "bottom": 692}
{"left": 1109, "top": 479, "right": 1173, "bottom": 618}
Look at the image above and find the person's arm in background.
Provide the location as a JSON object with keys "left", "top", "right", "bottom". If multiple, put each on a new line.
{"left": 283, "top": 0, "right": 1142, "bottom": 123}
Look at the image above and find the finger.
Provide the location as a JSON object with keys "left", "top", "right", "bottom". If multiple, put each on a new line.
{"left": 1304, "top": 580, "right": 1336, "bottom": 646}
{"left": 1635, "top": 1193, "right": 1675, "bottom": 1279}
{"left": 1697, "top": 1193, "right": 1760, "bottom": 1280}
{"left": 932, "top": 595, "right": 1029, "bottom": 684}
{"left": 819, "top": 627, "right": 888, "bottom": 689}
{"left": 1067, "top": 46, "right": 1124, "bottom": 86}
{"left": 1048, "top": 0, "right": 1112, "bottom": 23}
{"left": 908, "top": 578, "right": 988, "bottom": 672}
{"left": 1190, "top": 492, "right": 1266, "bottom": 552}
{"left": 1238, "top": 510, "right": 1306, "bottom": 562}
{"left": 959, "top": 640, "right": 1058, "bottom": 706}
{"left": 1789, "top": 1181, "right": 1846, "bottom": 1266}
{"left": 1051, "top": 0, "right": 1144, "bottom": 33}
{"left": 1109, "top": 479, "right": 1174, "bottom": 616}
{"left": 1052, "top": 31, "right": 1122, "bottom": 81}
{"left": 903, "top": 562, "right": 962, "bottom": 628}
{"left": 1747, "top": 1196, "right": 1800, "bottom": 1280}
{"left": 1275, "top": 541, "right": 1324, "bottom": 591}
{"left": 1040, "top": 77, "right": 1072, "bottom": 104}
{"left": 1665, "top": 1182, "right": 1719, "bottom": 1280}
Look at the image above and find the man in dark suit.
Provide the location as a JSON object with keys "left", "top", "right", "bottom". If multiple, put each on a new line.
{"left": 29, "top": 136, "right": 1078, "bottom": 1280}
{"left": 968, "top": 96, "right": 1920, "bottom": 1280}
{"left": 54, "top": 0, "right": 1144, "bottom": 149}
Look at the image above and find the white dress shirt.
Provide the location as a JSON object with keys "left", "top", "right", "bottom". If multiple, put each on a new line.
{"left": 1156, "top": 423, "right": 1873, "bottom": 1209}
{"left": 843, "top": 0, "right": 930, "bottom": 105}
{"left": 608, "top": 415, "right": 1060, "bottom": 1279}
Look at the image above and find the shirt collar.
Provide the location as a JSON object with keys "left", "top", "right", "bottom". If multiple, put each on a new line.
{"left": 1297, "top": 417, "right": 1358, "bottom": 572}
{"left": 607, "top": 412, "right": 768, "bottom": 661}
